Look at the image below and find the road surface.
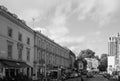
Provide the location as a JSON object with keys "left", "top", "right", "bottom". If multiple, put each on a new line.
{"left": 65, "top": 74, "right": 115, "bottom": 81}
{"left": 86, "top": 75, "right": 109, "bottom": 81}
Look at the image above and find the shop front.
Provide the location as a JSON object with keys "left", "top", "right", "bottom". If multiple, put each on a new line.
{"left": 0, "top": 59, "right": 31, "bottom": 78}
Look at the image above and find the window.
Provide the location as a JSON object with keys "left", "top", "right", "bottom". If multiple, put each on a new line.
{"left": 26, "top": 48, "right": 30, "bottom": 61}
{"left": 39, "top": 50, "right": 42, "bottom": 60}
{"left": 18, "top": 48, "right": 22, "bottom": 60}
{"left": 7, "top": 41, "right": 13, "bottom": 59}
{"left": 17, "top": 43, "right": 23, "bottom": 60}
{"left": 27, "top": 37, "right": 30, "bottom": 45}
{"left": 18, "top": 33, "right": 22, "bottom": 41}
{"left": 39, "top": 40, "right": 41, "bottom": 47}
{"left": 8, "top": 27, "right": 13, "bottom": 37}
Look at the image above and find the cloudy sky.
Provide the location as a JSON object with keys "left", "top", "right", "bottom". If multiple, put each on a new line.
{"left": 1, "top": 0, "right": 120, "bottom": 56}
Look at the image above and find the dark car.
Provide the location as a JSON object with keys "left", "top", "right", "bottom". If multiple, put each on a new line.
{"left": 81, "top": 70, "right": 88, "bottom": 75}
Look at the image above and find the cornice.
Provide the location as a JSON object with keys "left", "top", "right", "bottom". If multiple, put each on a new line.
{"left": 35, "top": 31, "right": 69, "bottom": 52}
{"left": 0, "top": 6, "right": 34, "bottom": 34}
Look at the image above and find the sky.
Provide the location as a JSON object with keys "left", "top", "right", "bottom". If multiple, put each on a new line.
{"left": 0, "top": 0, "right": 120, "bottom": 57}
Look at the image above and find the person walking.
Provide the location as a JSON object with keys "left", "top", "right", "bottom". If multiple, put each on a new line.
{"left": 118, "top": 72, "right": 120, "bottom": 81}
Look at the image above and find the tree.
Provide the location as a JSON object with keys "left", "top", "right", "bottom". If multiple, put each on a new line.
{"left": 101, "top": 54, "right": 107, "bottom": 59}
{"left": 98, "top": 54, "right": 108, "bottom": 72}
{"left": 94, "top": 55, "right": 100, "bottom": 61}
{"left": 100, "top": 54, "right": 108, "bottom": 67}
{"left": 78, "top": 49, "right": 95, "bottom": 58}
{"left": 74, "top": 60, "right": 79, "bottom": 69}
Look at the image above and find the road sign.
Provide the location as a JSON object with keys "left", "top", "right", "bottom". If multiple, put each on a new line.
{"left": 79, "top": 62, "right": 83, "bottom": 70}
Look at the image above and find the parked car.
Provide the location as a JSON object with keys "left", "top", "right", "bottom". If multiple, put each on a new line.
{"left": 102, "top": 73, "right": 112, "bottom": 79}
{"left": 70, "top": 72, "right": 78, "bottom": 78}
{"left": 81, "top": 70, "right": 88, "bottom": 75}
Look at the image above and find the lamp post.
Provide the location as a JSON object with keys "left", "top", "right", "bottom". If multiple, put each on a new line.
{"left": 32, "top": 18, "right": 35, "bottom": 29}
{"left": 44, "top": 51, "right": 47, "bottom": 80}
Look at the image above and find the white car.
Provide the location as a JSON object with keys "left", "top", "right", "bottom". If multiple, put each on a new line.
{"left": 70, "top": 73, "right": 78, "bottom": 78}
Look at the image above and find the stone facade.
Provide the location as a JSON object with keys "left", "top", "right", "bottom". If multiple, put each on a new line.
{"left": 34, "top": 31, "right": 70, "bottom": 79}
{"left": 108, "top": 33, "right": 120, "bottom": 71}
{"left": 0, "top": 5, "right": 73, "bottom": 80}
{"left": 0, "top": 6, "right": 34, "bottom": 77}
{"left": 69, "top": 50, "right": 76, "bottom": 69}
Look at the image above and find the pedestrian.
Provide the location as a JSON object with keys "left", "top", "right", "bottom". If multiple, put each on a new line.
{"left": 118, "top": 72, "right": 120, "bottom": 81}
{"left": 32, "top": 74, "right": 36, "bottom": 81}
{"left": 81, "top": 77, "right": 84, "bottom": 81}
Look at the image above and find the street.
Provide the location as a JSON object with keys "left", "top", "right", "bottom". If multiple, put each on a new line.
{"left": 86, "top": 75, "right": 109, "bottom": 81}
{"left": 65, "top": 74, "right": 115, "bottom": 81}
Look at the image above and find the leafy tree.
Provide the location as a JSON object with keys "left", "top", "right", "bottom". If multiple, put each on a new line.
{"left": 78, "top": 49, "right": 95, "bottom": 58}
{"left": 98, "top": 54, "right": 108, "bottom": 71}
{"left": 100, "top": 54, "right": 108, "bottom": 67}
{"left": 94, "top": 55, "right": 100, "bottom": 61}
{"left": 98, "top": 64, "right": 107, "bottom": 72}
{"left": 74, "top": 60, "right": 78, "bottom": 69}
{"left": 101, "top": 54, "right": 107, "bottom": 59}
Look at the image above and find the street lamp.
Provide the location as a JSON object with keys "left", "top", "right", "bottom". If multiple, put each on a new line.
{"left": 44, "top": 52, "right": 46, "bottom": 78}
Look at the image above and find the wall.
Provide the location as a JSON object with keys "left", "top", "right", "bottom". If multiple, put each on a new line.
{"left": 0, "top": 11, "right": 34, "bottom": 67}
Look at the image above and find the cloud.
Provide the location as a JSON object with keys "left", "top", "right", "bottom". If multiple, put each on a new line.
{"left": 33, "top": 27, "right": 48, "bottom": 35}
{"left": 2, "top": 0, "right": 119, "bottom": 25}
{"left": 75, "top": 0, "right": 120, "bottom": 25}
{"left": 45, "top": 2, "right": 72, "bottom": 39}
{"left": 95, "top": 31, "right": 101, "bottom": 35}
{"left": 55, "top": 0, "right": 119, "bottom": 25}
{"left": 18, "top": 9, "right": 41, "bottom": 22}
{"left": 56, "top": 36, "right": 86, "bottom": 44}
{"left": 69, "top": 45, "right": 81, "bottom": 56}
{"left": 47, "top": 15, "right": 69, "bottom": 39}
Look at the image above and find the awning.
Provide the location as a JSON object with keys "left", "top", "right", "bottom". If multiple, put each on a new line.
{"left": 0, "top": 59, "right": 31, "bottom": 68}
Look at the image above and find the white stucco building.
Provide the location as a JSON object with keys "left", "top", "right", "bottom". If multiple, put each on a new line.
{"left": 85, "top": 58, "right": 99, "bottom": 71}
{"left": 108, "top": 33, "right": 120, "bottom": 71}
{"left": 107, "top": 56, "right": 115, "bottom": 74}
{"left": 0, "top": 5, "right": 34, "bottom": 77}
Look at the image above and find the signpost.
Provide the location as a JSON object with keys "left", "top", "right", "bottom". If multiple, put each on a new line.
{"left": 79, "top": 62, "right": 83, "bottom": 70}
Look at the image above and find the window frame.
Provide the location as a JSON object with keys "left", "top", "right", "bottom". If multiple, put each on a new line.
{"left": 7, "top": 40, "right": 13, "bottom": 59}
{"left": 26, "top": 48, "right": 30, "bottom": 61}
{"left": 8, "top": 27, "right": 13, "bottom": 37}
{"left": 18, "top": 32, "right": 22, "bottom": 42}
{"left": 27, "top": 37, "right": 30, "bottom": 45}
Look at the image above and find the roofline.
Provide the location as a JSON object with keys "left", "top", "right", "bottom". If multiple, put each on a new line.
{"left": 0, "top": 6, "right": 34, "bottom": 34}
{"left": 70, "top": 50, "right": 76, "bottom": 57}
{"left": 34, "top": 31, "right": 69, "bottom": 52}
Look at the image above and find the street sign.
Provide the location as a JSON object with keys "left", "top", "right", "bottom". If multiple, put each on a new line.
{"left": 79, "top": 62, "right": 83, "bottom": 70}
